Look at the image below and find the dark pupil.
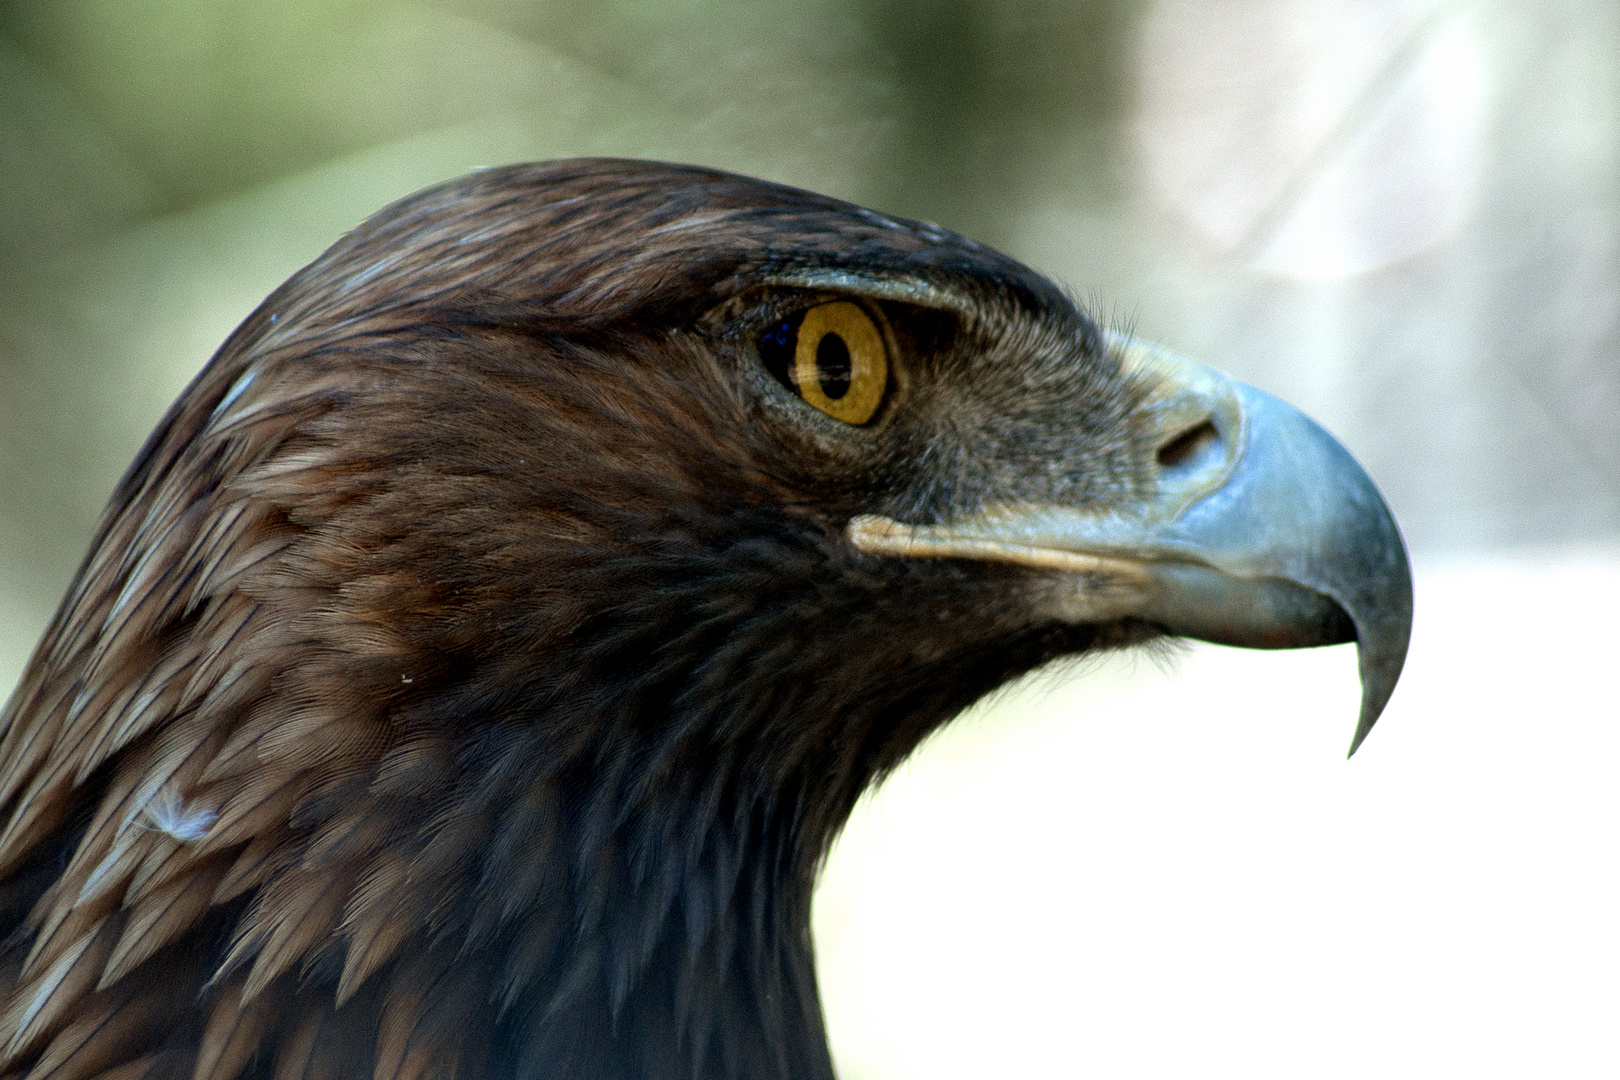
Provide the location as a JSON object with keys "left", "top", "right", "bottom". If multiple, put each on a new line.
{"left": 816, "top": 333, "right": 851, "bottom": 399}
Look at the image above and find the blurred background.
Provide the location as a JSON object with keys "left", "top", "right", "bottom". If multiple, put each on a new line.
{"left": 1, "top": 0, "right": 1616, "bottom": 1076}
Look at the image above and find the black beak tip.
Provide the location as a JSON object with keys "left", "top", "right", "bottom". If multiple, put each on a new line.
{"left": 1345, "top": 573, "right": 1414, "bottom": 758}
{"left": 1347, "top": 716, "right": 1375, "bottom": 759}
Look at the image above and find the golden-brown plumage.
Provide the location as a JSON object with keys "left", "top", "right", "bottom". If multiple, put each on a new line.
{"left": 0, "top": 159, "right": 1409, "bottom": 1080}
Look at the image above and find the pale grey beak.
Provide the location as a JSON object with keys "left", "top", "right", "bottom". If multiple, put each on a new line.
{"left": 848, "top": 339, "right": 1413, "bottom": 755}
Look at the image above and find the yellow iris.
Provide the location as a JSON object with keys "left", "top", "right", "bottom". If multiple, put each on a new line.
{"left": 792, "top": 301, "right": 888, "bottom": 425}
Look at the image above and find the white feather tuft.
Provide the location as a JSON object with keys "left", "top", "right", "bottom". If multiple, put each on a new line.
{"left": 137, "top": 787, "right": 216, "bottom": 843}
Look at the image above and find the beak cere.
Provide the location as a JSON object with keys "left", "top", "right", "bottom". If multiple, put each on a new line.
{"left": 847, "top": 339, "right": 1413, "bottom": 755}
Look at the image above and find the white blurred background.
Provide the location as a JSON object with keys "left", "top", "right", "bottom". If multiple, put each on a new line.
{"left": 1, "top": 0, "right": 1616, "bottom": 1076}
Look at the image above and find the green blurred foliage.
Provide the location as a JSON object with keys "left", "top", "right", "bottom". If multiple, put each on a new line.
{"left": 0, "top": 0, "right": 1129, "bottom": 269}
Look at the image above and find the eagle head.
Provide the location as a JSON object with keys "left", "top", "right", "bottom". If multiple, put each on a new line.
{"left": 0, "top": 160, "right": 1410, "bottom": 1080}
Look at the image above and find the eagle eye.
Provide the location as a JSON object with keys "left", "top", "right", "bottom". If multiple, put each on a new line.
{"left": 758, "top": 300, "right": 888, "bottom": 425}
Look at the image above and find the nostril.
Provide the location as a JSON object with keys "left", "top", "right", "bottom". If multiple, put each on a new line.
{"left": 1157, "top": 419, "right": 1220, "bottom": 470}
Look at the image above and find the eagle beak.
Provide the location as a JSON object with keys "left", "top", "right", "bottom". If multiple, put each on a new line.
{"left": 847, "top": 339, "right": 1413, "bottom": 755}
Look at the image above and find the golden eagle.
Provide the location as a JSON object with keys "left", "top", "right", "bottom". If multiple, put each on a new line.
{"left": 0, "top": 160, "right": 1410, "bottom": 1080}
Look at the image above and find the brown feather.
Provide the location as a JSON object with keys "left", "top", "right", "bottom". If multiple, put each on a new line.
{"left": 193, "top": 979, "right": 276, "bottom": 1080}
{"left": 233, "top": 866, "right": 355, "bottom": 1003}
{"left": 0, "top": 677, "right": 71, "bottom": 813}
{"left": 269, "top": 1010, "right": 320, "bottom": 1080}
{"left": 333, "top": 906, "right": 413, "bottom": 1009}
{"left": 3, "top": 918, "right": 120, "bottom": 1060}
{"left": 211, "top": 834, "right": 286, "bottom": 907}
{"left": 369, "top": 982, "right": 427, "bottom": 1080}
{"left": 81, "top": 1058, "right": 158, "bottom": 1080}
{"left": 0, "top": 788, "right": 73, "bottom": 891}
{"left": 25, "top": 990, "right": 167, "bottom": 1080}
{"left": 98, "top": 858, "right": 228, "bottom": 988}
